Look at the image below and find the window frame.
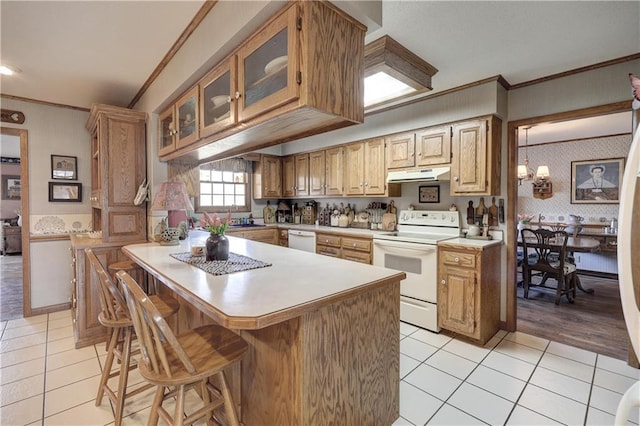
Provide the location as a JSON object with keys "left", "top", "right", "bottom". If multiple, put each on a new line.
{"left": 195, "top": 167, "right": 251, "bottom": 214}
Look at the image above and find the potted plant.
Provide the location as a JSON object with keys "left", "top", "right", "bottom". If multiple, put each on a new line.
{"left": 517, "top": 214, "right": 535, "bottom": 231}
{"left": 200, "top": 211, "right": 231, "bottom": 261}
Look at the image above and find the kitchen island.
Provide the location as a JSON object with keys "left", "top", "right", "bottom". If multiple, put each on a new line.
{"left": 123, "top": 235, "right": 404, "bottom": 426}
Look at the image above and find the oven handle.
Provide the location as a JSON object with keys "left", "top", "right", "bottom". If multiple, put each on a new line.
{"left": 373, "top": 240, "right": 437, "bottom": 255}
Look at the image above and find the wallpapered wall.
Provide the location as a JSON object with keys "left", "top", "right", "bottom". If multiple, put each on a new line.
{"left": 517, "top": 133, "right": 632, "bottom": 225}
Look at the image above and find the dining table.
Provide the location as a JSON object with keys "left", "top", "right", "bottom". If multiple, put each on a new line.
{"left": 518, "top": 234, "right": 601, "bottom": 294}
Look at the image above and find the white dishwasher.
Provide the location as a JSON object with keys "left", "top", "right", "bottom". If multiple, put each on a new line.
{"left": 288, "top": 229, "right": 316, "bottom": 253}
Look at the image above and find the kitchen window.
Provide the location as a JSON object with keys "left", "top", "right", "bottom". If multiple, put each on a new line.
{"left": 197, "top": 160, "right": 251, "bottom": 213}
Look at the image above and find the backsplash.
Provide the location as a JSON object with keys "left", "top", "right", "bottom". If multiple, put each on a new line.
{"left": 29, "top": 214, "right": 92, "bottom": 234}
{"left": 518, "top": 133, "right": 632, "bottom": 224}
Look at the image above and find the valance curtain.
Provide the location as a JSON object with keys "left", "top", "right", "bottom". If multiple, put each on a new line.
{"left": 201, "top": 158, "right": 253, "bottom": 173}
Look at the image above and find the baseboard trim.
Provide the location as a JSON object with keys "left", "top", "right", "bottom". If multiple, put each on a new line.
{"left": 29, "top": 302, "right": 71, "bottom": 317}
{"left": 577, "top": 270, "right": 618, "bottom": 280}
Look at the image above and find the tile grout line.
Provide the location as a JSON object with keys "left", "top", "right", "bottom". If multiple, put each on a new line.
{"left": 40, "top": 313, "right": 50, "bottom": 426}
{"left": 503, "top": 337, "right": 551, "bottom": 424}
{"left": 421, "top": 333, "right": 508, "bottom": 425}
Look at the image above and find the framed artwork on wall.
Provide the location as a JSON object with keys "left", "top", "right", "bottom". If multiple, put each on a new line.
{"left": 419, "top": 185, "right": 440, "bottom": 203}
{"left": 49, "top": 182, "right": 82, "bottom": 202}
{"left": 571, "top": 157, "right": 625, "bottom": 204}
{"left": 1, "top": 175, "right": 21, "bottom": 200}
{"left": 51, "top": 155, "right": 77, "bottom": 180}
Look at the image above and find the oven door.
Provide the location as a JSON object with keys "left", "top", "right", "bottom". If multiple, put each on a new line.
{"left": 373, "top": 239, "right": 437, "bottom": 303}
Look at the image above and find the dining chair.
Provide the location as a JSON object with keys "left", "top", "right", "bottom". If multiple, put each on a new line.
{"left": 117, "top": 270, "right": 249, "bottom": 426}
{"left": 520, "top": 228, "right": 577, "bottom": 305}
{"left": 86, "top": 249, "right": 180, "bottom": 426}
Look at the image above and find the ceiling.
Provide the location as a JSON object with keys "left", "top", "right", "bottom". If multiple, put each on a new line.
{"left": 1, "top": 1, "right": 639, "bottom": 130}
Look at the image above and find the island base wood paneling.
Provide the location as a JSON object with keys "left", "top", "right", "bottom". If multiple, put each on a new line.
{"left": 169, "top": 280, "right": 400, "bottom": 425}
{"left": 239, "top": 282, "right": 399, "bottom": 426}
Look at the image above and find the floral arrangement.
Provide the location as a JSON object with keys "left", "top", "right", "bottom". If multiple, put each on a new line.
{"left": 517, "top": 214, "right": 535, "bottom": 223}
{"left": 200, "top": 211, "right": 231, "bottom": 235}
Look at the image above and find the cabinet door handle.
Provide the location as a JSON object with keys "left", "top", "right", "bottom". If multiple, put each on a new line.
{"left": 235, "top": 91, "right": 242, "bottom": 99}
{"left": 417, "top": 152, "right": 422, "bottom": 156}
{"left": 227, "top": 95, "right": 233, "bottom": 103}
{"left": 454, "top": 257, "right": 460, "bottom": 262}
{"left": 441, "top": 279, "right": 446, "bottom": 285}
{"left": 453, "top": 176, "right": 459, "bottom": 182}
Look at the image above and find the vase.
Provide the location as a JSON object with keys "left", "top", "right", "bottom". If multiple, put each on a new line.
{"left": 206, "top": 233, "right": 229, "bottom": 261}
{"left": 17, "top": 215, "right": 22, "bottom": 227}
{"left": 517, "top": 221, "right": 531, "bottom": 232}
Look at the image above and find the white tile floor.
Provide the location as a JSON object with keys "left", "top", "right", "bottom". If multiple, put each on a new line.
{"left": 0, "top": 310, "right": 638, "bottom": 426}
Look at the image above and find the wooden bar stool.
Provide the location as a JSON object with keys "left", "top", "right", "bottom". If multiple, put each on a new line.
{"left": 108, "top": 259, "right": 147, "bottom": 293}
{"left": 118, "top": 270, "right": 248, "bottom": 426}
{"left": 86, "top": 249, "right": 180, "bottom": 426}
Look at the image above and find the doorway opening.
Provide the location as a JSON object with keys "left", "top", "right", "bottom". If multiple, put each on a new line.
{"left": 0, "top": 127, "right": 30, "bottom": 320}
{"left": 507, "top": 101, "right": 633, "bottom": 361}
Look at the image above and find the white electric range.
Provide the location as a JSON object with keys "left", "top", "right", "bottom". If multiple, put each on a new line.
{"left": 373, "top": 210, "right": 460, "bottom": 332}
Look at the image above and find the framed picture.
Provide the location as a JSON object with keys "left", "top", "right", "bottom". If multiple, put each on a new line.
{"left": 1, "top": 175, "right": 21, "bottom": 200}
{"left": 571, "top": 157, "right": 625, "bottom": 204}
{"left": 49, "top": 182, "right": 82, "bottom": 202}
{"left": 419, "top": 185, "right": 440, "bottom": 203}
{"left": 51, "top": 155, "right": 77, "bottom": 180}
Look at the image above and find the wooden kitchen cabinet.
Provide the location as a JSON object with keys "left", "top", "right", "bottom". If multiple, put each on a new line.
{"left": 237, "top": 5, "right": 297, "bottom": 123}
{"left": 316, "top": 233, "right": 341, "bottom": 258}
{"left": 387, "top": 126, "right": 451, "bottom": 170}
{"left": 70, "top": 239, "right": 130, "bottom": 348}
{"left": 344, "top": 138, "right": 392, "bottom": 196}
{"left": 227, "top": 227, "right": 278, "bottom": 245}
{"left": 158, "top": 87, "right": 199, "bottom": 153}
{"left": 159, "top": 1, "right": 365, "bottom": 163}
{"left": 253, "top": 155, "right": 282, "bottom": 199}
{"left": 316, "top": 232, "right": 372, "bottom": 264}
{"left": 341, "top": 236, "right": 372, "bottom": 264}
{"left": 282, "top": 156, "right": 296, "bottom": 197}
{"left": 309, "top": 150, "right": 326, "bottom": 196}
{"left": 450, "top": 116, "right": 501, "bottom": 195}
{"left": 294, "top": 154, "right": 309, "bottom": 197}
{"left": 386, "top": 132, "right": 415, "bottom": 169}
{"left": 199, "top": 57, "right": 237, "bottom": 139}
{"left": 325, "top": 146, "right": 344, "bottom": 196}
{"left": 416, "top": 125, "right": 451, "bottom": 167}
{"left": 86, "top": 104, "right": 147, "bottom": 243}
{"left": 437, "top": 243, "right": 501, "bottom": 344}
{"left": 282, "top": 154, "right": 309, "bottom": 197}
{"left": 278, "top": 228, "right": 288, "bottom": 247}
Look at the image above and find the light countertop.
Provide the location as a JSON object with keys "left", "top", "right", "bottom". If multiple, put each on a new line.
{"left": 123, "top": 235, "right": 405, "bottom": 329}
{"left": 439, "top": 237, "right": 503, "bottom": 249}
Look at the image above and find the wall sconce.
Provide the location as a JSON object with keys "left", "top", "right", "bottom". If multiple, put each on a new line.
{"left": 532, "top": 166, "right": 553, "bottom": 199}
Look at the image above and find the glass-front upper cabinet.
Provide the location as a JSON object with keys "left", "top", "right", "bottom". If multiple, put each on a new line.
{"left": 199, "top": 57, "right": 237, "bottom": 139}
{"left": 158, "top": 107, "right": 176, "bottom": 156}
{"left": 237, "top": 5, "right": 299, "bottom": 122}
{"left": 176, "top": 87, "right": 199, "bottom": 149}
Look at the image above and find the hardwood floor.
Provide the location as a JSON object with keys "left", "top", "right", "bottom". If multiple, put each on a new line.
{"left": 0, "top": 254, "right": 23, "bottom": 321}
{"left": 517, "top": 273, "right": 629, "bottom": 361}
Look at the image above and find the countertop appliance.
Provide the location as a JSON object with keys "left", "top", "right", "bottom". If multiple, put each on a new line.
{"left": 288, "top": 229, "right": 316, "bottom": 253}
{"left": 373, "top": 210, "right": 460, "bottom": 331}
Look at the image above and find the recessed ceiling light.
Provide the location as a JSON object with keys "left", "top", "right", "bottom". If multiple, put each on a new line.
{"left": 0, "top": 65, "right": 21, "bottom": 76}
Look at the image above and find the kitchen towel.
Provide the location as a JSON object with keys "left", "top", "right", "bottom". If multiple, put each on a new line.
{"left": 170, "top": 252, "right": 272, "bottom": 275}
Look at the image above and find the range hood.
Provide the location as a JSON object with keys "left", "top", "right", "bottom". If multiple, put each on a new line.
{"left": 387, "top": 167, "right": 451, "bottom": 183}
